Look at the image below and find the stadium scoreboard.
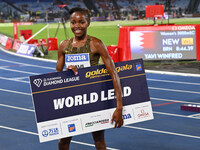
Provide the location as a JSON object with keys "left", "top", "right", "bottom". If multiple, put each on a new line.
{"left": 118, "top": 25, "right": 200, "bottom": 61}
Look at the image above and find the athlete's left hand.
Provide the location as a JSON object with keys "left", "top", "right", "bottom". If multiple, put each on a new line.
{"left": 111, "top": 108, "right": 123, "bottom": 128}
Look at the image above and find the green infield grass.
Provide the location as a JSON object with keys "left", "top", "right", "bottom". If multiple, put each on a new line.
{"left": 0, "top": 18, "right": 200, "bottom": 61}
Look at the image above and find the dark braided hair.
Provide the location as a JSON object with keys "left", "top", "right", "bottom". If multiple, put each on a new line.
{"left": 69, "top": 7, "right": 91, "bottom": 23}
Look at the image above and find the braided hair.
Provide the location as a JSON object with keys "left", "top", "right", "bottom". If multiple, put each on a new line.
{"left": 69, "top": 7, "right": 91, "bottom": 23}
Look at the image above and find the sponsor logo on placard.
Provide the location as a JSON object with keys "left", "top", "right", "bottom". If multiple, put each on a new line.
{"left": 68, "top": 124, "right": 76, "bottom": 132}
{"left": 137, "top": 109, "right": 150, "bottom": 119}
{"left": 122, "top": 113, "right": 132, "bottom": 120}
{"left": 66, "top": 54, "right": 89, "bottom": 62}
{"left": 33, "top": 78, "right": 42, "bottom": 87}
{"left": 41, "top": 76, "right": 80, "bottom": 87}
{"left": 85, "top": 119, "right": 109, "bottom": 128}
{"left": 85, "top": 64, "right": 133, "bottom": 79}
{"left": 136, "top": 64, "right": 142, "bottom": 71}
{"left": 42, "top": 128, "right": 59, "bottom": 137}
{"left": 65, "top": 53, "right": 91, "bottom": 68}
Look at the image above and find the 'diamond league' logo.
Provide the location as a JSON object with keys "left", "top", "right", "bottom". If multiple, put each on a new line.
{"left": 33, "top": 78, "right": 42, "bottom": 87}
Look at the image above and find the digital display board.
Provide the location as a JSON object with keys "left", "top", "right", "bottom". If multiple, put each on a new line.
{"left": 145, "top": 5, "right": 164, "bottom": 18}
{"left": 130, "top": 30, "right": 197, "bottom": 60}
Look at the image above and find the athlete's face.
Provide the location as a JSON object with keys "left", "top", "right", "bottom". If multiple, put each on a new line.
{"left": 70, "top": 12, "right": 89, "bottom": 38}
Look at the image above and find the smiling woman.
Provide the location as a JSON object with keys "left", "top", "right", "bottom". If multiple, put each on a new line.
{"left": 56, "top": 7, "right": 123, "bottom": 150}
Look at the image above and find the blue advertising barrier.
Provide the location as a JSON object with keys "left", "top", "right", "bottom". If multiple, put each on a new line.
{"left": 17, "top": 43, "right": 36, "bottom": 56}
{"left": 29, "top": 59, "right": 153, "bottom": 142}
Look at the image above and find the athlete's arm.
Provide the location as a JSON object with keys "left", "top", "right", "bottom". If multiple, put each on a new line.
{"left": 91, "top": 37, "right": 123, "bottom": 128}
{"left": 56, "top": 40, "right": 66, "bottom": 72}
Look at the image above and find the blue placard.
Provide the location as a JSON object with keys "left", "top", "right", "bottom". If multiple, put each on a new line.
{"left": 29, "top": 59, "right": 153, "bottom": 142}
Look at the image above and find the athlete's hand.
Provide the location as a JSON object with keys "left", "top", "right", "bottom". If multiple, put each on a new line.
{"left": 66, "top": 65, "right": 78, "bottom": 75}
{"left": 111, "top": 108, "right": 123, "bottom": 128}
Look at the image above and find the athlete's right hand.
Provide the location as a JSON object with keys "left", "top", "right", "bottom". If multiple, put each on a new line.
{"left": 66, "top": 65, "right": 78, "bottom": 75}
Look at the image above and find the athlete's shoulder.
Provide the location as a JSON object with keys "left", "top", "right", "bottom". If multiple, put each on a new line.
{"left": 90, "top": 36, "right": 102, "bottom": 43}
{"left": 59, "top": 39, "right": 71, "bottom": 51}
{"left": 89, "top": 35, "right": 107, "bottom": 54}
{"left": 90, "top": 36, "right": 104, "bottom": 48}
{"left": 60, "top": 39, "right": 70, "bottom": 47}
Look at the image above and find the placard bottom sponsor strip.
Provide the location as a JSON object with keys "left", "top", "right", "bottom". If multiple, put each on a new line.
{"left": 38, "top": 101, "right": 153, "bottom": 143}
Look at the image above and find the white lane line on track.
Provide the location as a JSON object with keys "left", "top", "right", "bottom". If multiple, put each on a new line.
{"left": 151, "top": 97, "right": 200, "bottom": 105}
{"left": 149, "top": 87, "right": 200, "bottom": 94}
{"left": 0, "top": 125, "right": 119, "bottom": 150}
{"left": 0, "top": 105, "right": 199, "bottom": 146}
{"left": 0, "top": 125, "right": 38, "bottom": 135}
{"left": 0, "top": 67, "right": 38, "bottom": 75}
{"left": 1, "top": 104, "right": 200, "bottom": 141}
{"left": 124, "top": 125, "right": 200, "bottom": 139}
{"left": 11, "top": 77, "right": 29, "bottom": 80}
{"left": 71, "top": 140, "right": 119, "bottom": 150}
{"left": 0, "top": 104, "right": 34, "bottom": 112}
{"left": 188, "top": 113, "right": 200, "bottom": 118}
{"left": 153, "top": 111, "right": 200, "bottom": 120}
{"left": 0, "top": 58, "right": 55, "bottom": 70}
{"left": 147, "top": 78, "right": 200, "bottom": 86}
{"left": 0, "top": 76, "right": 29, "bottom": 83}
{"left": 0, "top": 88, "right": 31, "bottom": 95}
{"left": 145, "top": 70, "right": 200, "bottom": 77}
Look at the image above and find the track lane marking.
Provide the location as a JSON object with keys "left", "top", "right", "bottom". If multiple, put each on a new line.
{"left": 0, "top": 58, "right": 55, "bottom": 70}
{"left": 188, "top": 113, "right": 200, "bottom": 118}
{"left": 0, "top": 104, "right": 34, "bottom": 112}
{"left": 149, "top": 87, "right": 200, "bottom": 94}
{"left": 11, "top": 77, "right": 29, "bottom": 80}
{"left": 146, "top": 70, "right": 200, "bottom": 77}
{"left": 0, "top": 125, "right": 119, "bottom": 150}
{"left": 0, "top": 76, "right": 29, "bottom": 83}
{"left": 151, "top": 97, "right": 200, "bottom": 105}
{"left": 0, "top": 88, "right": 30, "bottom": 95}
{"left": 153, "top": 111, "right": 200, "bottom": 120}
{"left": 0, "top": 125, "right": 38, "bottom": 135}
{"left": 152, "top": 101, "right": 179, "bottom": 107}
{"left": 124, "top": 125, "right": 200, "bottom": 139}
{"left": 0, "top": 67, "right": 38, "bottom": 75}
{"left": 147, "top": 78, "right": 200, "bottom": 85}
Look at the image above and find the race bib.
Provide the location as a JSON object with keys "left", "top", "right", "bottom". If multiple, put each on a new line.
{"left": 65, "top": 53, "right": 91, "bottom": 69}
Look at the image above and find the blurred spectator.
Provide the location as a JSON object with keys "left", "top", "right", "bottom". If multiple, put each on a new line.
{"left": 0, "top": 0, "right": 193, "bottom": 21}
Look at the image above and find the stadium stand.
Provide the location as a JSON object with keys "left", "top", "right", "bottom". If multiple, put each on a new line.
{"left": 0, "top": 0, "right": 199, "bottom": 22}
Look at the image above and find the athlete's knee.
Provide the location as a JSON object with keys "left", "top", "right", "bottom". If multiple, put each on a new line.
{"left": 92, "top": 130, "right": 106, "bottom": 150}
{"left": 59, "top": 137, "right": 72, "bottom": 145}
{"left": 92, "top": 130, "right": 105, "bottom": 142}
